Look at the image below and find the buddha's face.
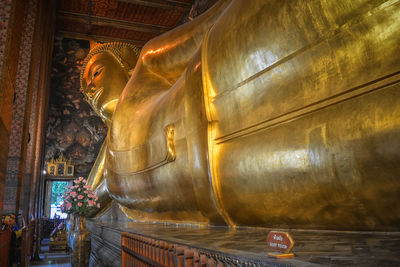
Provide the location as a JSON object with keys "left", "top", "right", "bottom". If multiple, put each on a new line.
{"left": 81, "top": 52, "right": 129, "bottom": 125}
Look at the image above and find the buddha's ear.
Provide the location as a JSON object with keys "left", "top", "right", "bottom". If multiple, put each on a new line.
{"left": 121, "top": 45, "right": 139, "bottom": 72}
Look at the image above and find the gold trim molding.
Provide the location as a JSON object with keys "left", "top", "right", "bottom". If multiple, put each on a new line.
{"left": 46, "top": 154, "right": 74, "bottom": 176}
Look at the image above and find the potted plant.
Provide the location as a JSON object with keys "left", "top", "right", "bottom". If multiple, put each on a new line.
{"left": 61, "top": 177, "right": 100, "bottom": 267}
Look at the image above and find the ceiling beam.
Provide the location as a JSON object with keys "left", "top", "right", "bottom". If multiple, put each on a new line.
{"left": 117, "top": 0, "right": 192, "bottom": 10}
{"left": 56, "top": 31, "right": 146, "bottom": 47}
{"left": 57, "top": 11, "right": 170, "bottom": 34}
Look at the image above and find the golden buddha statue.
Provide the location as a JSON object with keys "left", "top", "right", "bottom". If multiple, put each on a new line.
{"left": 81, "top": 0, "right": 400, "bottom": 230}
{"left": 80, "top": 42, "right": 140, "bottom": 210}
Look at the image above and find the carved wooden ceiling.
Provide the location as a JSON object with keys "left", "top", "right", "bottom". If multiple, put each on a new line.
{"left": 56, "top": 0, "right": 195, "bottom": 46}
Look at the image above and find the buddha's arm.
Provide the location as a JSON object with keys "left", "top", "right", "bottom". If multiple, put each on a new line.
{"left": 119, "top": 0, "right": 233, "bottom": 106}
{"left": 139, "top": 0, "right": 232, "bottom": 84}
{"left": 109, "top": 1, "right": 235, "bottom": 165}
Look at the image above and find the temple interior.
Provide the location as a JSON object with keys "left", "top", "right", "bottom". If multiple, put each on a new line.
{"left": 0, "top": 0, "right": 400, "bottom": 266}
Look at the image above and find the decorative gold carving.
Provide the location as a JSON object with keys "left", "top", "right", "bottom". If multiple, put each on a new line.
{"left": 46, "top": 154, "right": 74, "bottom": 176}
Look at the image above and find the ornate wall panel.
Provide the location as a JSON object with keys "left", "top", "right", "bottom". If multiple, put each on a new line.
{"left": 0, "top": 0, "right": 13, "bottom": 81}
{"left": 4, "top": 0, "right": 38, "bottom": 213}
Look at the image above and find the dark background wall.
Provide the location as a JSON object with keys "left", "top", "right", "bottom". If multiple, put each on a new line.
{"left": 44, "top": 38, "right": 107, "bottom": 177}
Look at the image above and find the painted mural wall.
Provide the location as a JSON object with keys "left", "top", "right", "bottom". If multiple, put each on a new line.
{"left": 44, "top": 38, "right": 107, "bottom": 177}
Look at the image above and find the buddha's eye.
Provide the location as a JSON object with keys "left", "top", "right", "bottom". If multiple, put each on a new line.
{"left": 93, "top": 67, "right": 103, "bottom": 78}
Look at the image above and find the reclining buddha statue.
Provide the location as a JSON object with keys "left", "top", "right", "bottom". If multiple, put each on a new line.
{"left": 81, "top": 0, "right": 400, "bottom": 230}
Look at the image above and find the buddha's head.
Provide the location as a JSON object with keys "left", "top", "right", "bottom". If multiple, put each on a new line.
{"left": 80, "top": 42, "right": 140, "bottom": 125}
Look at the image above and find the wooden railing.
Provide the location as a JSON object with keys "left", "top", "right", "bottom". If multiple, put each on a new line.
{"left": 0, "top": 228, "right": 12, "bottom": 267}
{"left": 122, "top": 233, "right": 174, "bottom": 267}
{"left": 121, "top": 232, "right": 274, "bottom": 267}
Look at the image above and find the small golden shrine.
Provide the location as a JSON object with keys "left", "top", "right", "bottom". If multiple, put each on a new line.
{"left": 46, "top": 154, "right": 74, "bottom": 176}
{"left": 49, "top": 229, "right": 68, "bottom": 252}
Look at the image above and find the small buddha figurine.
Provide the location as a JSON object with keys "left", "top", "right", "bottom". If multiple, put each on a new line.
{"left": 82, "top": 0, "right": 400, "bottom": 230}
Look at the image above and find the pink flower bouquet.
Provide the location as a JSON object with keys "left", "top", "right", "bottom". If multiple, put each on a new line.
{"left": 60, "top": 177, "right": 100, "bottom": 215}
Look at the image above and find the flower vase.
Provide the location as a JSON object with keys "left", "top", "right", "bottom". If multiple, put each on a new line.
{"left": 66, "top": 214, "right": 76, "bottom": 249}
{"left": 71, "top": 215, "right": 90, "bottom": 267}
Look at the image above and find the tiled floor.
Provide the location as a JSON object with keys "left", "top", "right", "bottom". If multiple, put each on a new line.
{"left": 29, "top": 239, "right": 71, "bottom": 267}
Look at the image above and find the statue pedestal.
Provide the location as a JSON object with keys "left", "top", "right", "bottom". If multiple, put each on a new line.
{"left": 86, "top": 219, "right": 400, "bottom": 267}
{"left": 87, "top": 220, "right": 122, "bottom": 267}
